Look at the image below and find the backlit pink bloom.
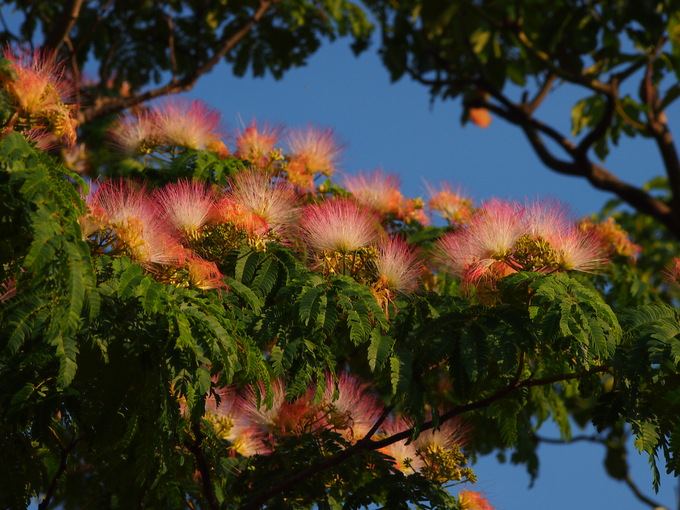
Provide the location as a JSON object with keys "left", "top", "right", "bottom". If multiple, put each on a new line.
{"left": 235, "top": 121, "right": 283, "bottom": 165}
{"left": 287, "top": 126, "right": 344, "bottom": 190}
{"left": 300, "top": 198, "right": 379, "bottom": 253}
{"left": 154, "top": 180, "right": 217, "bottom": 236}
{"left": 435, "top": 199, "right": 524, "bottom": 285}
{"left": 186, "top": 255, "right": 226, "bottom": 290}
{"left": 412, "top": 415, "right": 470, "bottom": 453}
{"left": 579, "top": 216, "right": 640, "bottom": 260}
{"left": 523, "top": 199, "right": 606, "bottom": 272}
{"left": 227, "top": 170, "right": 301, "bottom": 241}
{"left": 374, "top": 236, "right": 422, "bottom": 294}
{"left": 108, "top": 109, "right": 158, "bottom": 155}
{"left": 1, "top": 46, "right": 76, "bottom": 145}
{"left": 204, "top": 386, "right": 270, "bottom": 456}
{"left": 380, "top": 418, "right": 422, "bottom": 473}
{"left": 458, "top": 490, "right": 495, "bottom": 510}
{"left": 320, "top": 372, "right": 384, "bottom": 442}
{"left": 86, "top": 180, "right": 184, "bottom": 266}
{"left": 152, "top": 98, "right": 224, "bottom": 151}
{"left": 212, "top": 197, "right": 270, "bottom": 238}
{"left": 400, "top": 198, "right": 430, "bottom": 226}
{"left": 343, "top": 169, "right": 403, "bottom": 216}
{"left": 426, "top": 181, "right": 474, "bottom": 224}
{"left": 239, "top": 379, "right": 316, "bottom": 437}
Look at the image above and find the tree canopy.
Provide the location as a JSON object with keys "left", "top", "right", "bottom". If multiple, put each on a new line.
{"left": 1, "top": 2, "right": 680, "bottom": 509}
{"left": 364, "top": 0, "right": 680, "bottom": 237}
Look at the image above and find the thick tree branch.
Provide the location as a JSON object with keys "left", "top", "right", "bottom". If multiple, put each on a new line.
{"left": 524, "top": 73, "right": 557, "bottom": 115}
{"left": 43, "top": 0, "right": 85, "bottom": 52}
{"left": 38, "top": 430, "right": 82, "bottom": 510}
{"left": 185, "top": 422, "right": 219, "bottom": 510}
{"left": 473, "top": 93, "right": 680, "bottom": 236}
{"left": 576, "top": 81, "right": 618, "bottom": 156}
{"left": 642, "top": 62, "right": 680, "bottom": 209}
{"left": 79, "top": 0, "right": 274, "bottom": 124}
{"left": 243, "top": 366, "right": 610, "bottom": 510}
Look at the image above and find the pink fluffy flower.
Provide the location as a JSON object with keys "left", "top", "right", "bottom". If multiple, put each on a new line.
{"left": 153, "top": 180, "right": 217, "bottom": 236}
{"left": 435, "top": 199, "right": 524, "bottom": 286}
{"left": 287, "top": 126, "right": 343, "bottom": 175}
{"left": 286, "top": 126, "right": 344, "bottom": 190}
{"left": 379, "top": 418, "right": 422, "bottom": 473}
{"left": 374, "top": 236, "right": 422, "bottom": 294}
{"left": 152, "top": 98, "right": 224, "bottom": 151}
{"left": 204, "top": 386, "right": 270, "bottom": 456}
{"left": 458, "top": 490, "right": 495, "bottom": 510}
{"left": 320, "top": 372, "right": 384, "bottom": 442}
{"left": 523, "top": 199, "right": 607, "bottom": 272}
{"left": 343, "top": 169, "right": 404, "bottom": 216}
{"left": 299, "top": 198, "right": 379, "bottom": 253}
{"left": 108, "top": 109, "right": 158, "bottom": 155}
{"left": 235, "top": 121, "right": 283, "bottom": 165}
{"left": 238, "top": 379, "right": 316, "bottom": 437}
{"left": 185, "top": 255, "right": 226, "bottom": 290}
{"left": 426, "top": 181, "right": 474, "bottom": 224}
{"left": 86, "top": 179, "right": 184, "bottom": 266}
{"left": 226, "top": 169, "right": 301, "bottom": 241}
{"left": 1, "top": 46, "right": 76, "bottom": 145}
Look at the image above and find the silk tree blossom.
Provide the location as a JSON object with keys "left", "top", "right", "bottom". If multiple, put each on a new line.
{"left": 343, "top": 169, "right": 404, "bottom": 216}
{"left": 1, "top": 46, "right": 76, "bottom": 145}
{"left": 152, "top": 98, "right": 226, "bottom": 153}
{"left": 300, "top": 198, "right": 379, "bottom": 254}
{"left": 226, "top": 169, "right": 301, "bottom": 241}
{"left": 185, "top": 255, "right": 226, "bottom": 290}
{"left": 235, "top": 121, "right": 284, "bottom": 166}
{"left": 238, "top": 379, "right": 317, "bottom": 437}
{"left": 203, "top": 386, "right": 270, "bottom": 456}
{"left": 153, "top": 180, "right": 217, "bottom": 237}
{"left": 435, "top": 199, "right": 525, "bottom": 287}
{"left": 379, "top": 418, "right": 422, "bottom": 474}
{"left": 85, "top": 179, "right": 184, "bottom": 266}
{"left": 320, "top": 372, "right": 384, "bottom": 443}
{"left": 426, "top": 181, "right": 475, "bottom": 225}
{"left": 458, "top": 490, "right": 495, "bottom": 510}
{"left": 108, "top": 99, "right": 228, "bottom": 156}
{"left": 108, "top": 109, "right": 158, "bottom": 155}
{"left": 380, "top": 415, "right": 475, "bottom": 482}
{"left": 579, "top": 216, "right": 641, "bottom": 260}
{"left": 286, "top": 126, "right": 344, "bottom": 190}
{"left": 520, "top": 199, "right": 607, "bottom": 273}
{"left": 374, "top": 236, "right": 423, "bottom": 294}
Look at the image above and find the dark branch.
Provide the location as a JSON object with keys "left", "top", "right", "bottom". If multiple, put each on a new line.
{"left": 38, "top": 430, "right": 82, "bottom": 510}
{"left": 524, "top": 73, "right": 557, "bottom": 115}
{"left": 79, "top": 0, "right": 274, "bottom": 124}
{"left": 576, "top": 80, "right": 618, "bottom": 157}
{"left": 43, "top": 0, "right": 85, "bottom": 52}
{"left": 642, "top": 62, "right": 680, "bottom": 209}
{"left": 242, "top": 366, "right": 610, "bottom": 510}
{"left": 474, "top": 95, "right": 680, "bottom": 236}
{"left": 185, "top": 422, "right": 219, "bottom": 510}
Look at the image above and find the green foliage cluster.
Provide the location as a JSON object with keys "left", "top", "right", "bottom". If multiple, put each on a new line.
{"left": 0, "top": 129, "right": 679, "bottom": 509}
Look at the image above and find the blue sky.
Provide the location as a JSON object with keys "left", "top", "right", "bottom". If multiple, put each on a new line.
{"left": 183, "top": 39, "right": 679, "bottom": 509}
